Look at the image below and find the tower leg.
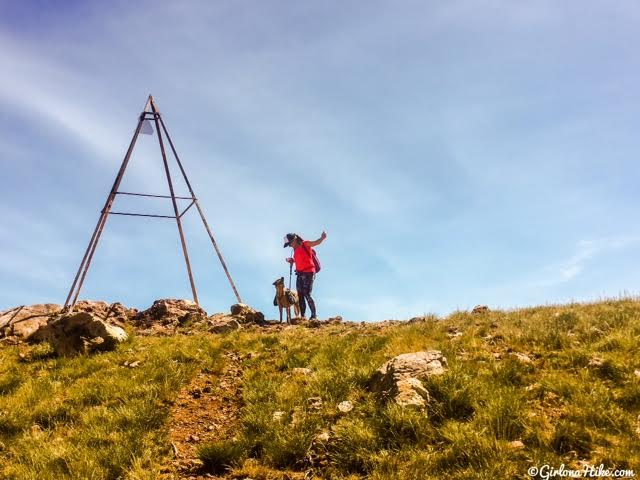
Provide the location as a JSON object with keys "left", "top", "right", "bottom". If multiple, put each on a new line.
{"left": 150, "top": 98, "right": 199, "bottom": 305}
{"left": 65, "top": 107, "right": 147, "bottom": 309}
{"left": 157, "top": 116, "right": 243, "bottom": 304}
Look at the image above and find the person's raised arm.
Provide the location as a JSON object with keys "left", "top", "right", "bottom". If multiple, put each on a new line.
{"left": 306, "top": 231, "right": 327, "bottom": 248}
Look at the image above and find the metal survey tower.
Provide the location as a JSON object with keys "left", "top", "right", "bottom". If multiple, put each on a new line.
{"left": 64, "top": 95, "right": 242, "bottom": 309}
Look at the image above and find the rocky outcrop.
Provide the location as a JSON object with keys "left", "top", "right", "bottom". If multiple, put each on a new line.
{"left": 369, "top": 351, "right": 448, "bottom": 408}
{"left": 1, "top": 301, "right": 137, "bottom": 342}
{"left": 230, "top": 303, "right": 265, "bottom": 324}
{"left": 135, "top": 299, "right": 207, "bottom": 328}
{"left": 72, "top": 300, "right": 137, "bottom": 326}
{"left": 0, "top": 304, "right": 61, "bottom": 340}
{"left": 34, "top": 311, "right": 128, "bottom": 356}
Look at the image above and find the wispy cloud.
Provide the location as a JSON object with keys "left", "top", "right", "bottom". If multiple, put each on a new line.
{"left": 536, "top": 235, "right": 640, "bottom": 287}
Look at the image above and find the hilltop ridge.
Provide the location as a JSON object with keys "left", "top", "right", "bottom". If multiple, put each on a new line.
{"left": 0, "top": 299, "right": 638, "bottom": 479}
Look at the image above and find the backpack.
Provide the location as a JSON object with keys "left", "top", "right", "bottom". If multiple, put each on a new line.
{"left": 303, "top": 243, "right": 321, "bottom": 273}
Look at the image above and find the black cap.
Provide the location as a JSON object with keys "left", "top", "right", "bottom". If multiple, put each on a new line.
{"left": 283, "top": 233, "right": 296, "bottom": 248}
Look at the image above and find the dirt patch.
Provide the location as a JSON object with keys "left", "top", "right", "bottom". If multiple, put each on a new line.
{"left": 161, "top": 351, "right": 245, "bottom": 479}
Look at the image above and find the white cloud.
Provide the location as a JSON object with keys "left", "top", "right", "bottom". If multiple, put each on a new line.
{"left": 538, "top": 235, "right": 640, "bottom": 286}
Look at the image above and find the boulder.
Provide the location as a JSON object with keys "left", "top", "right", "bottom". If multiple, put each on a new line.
{"left": 34, "top": 311, "right": 128, "bottom": 356}
{"left": 230, "top": 303, "right": 265, "bottom": 324}
{"left": 0, "top": 304, "right": 61, "bottom": 340}
{"left": 135, "top": 299, "right": 207, "bottom": 328}
{"left": 72, "top": 300, "right": 137, "bottom": 326}
{"left": 472, "top": 305, "right": 489, "bottom": 314}
{"left": 369, "top": 351, "right": 447, "bottom": 408}
{"left": 209, "top": 317, "right": 241, "bottom": 334}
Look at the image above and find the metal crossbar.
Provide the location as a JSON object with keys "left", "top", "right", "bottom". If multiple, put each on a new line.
{"left": 108, "top": 212, "right": 176, "bottom": 219}
{"left": 115, "top": 191, "right": 195, "bottom": 200}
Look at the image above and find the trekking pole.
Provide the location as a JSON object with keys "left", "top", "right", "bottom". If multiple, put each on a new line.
{"left": 288, "top": 262, "right": 293, "bottom": 290}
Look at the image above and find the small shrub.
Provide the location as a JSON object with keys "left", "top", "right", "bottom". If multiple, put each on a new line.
{"left": 554, "top": 312, "right": 579, "bottom": 330}
{"left": 0, "top": 373, "right": 22, "bottom": 395}
{"left": 491, "top": 358, "right": 534, "bottom": 387}
{"left": 435, "top": 421, "right": 497, "bottom": 469}
{"left": 479, "top": 389, "right": 526, "bottom": 440}
{"left": 551, "top": 420, "right": 592, "bottom": 455}
{"left": 616, "top": 381, "right": 640, "bottom": 410}
{"left": 199, "top": 439, "right": 247, "bottom": 474}
{"left": 425, "top": 369, "right": 475, "bottom": 423}
{"left": 328, "top": 418, "right": 381, "bottom": 474}
{"left": 375, "top": 404, "right": 435, "bottom": 448}
{"left": 591, "top": 359, "right": 624, "bottom": 382}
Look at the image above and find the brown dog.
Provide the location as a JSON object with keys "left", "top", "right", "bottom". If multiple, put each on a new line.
{"left": 272, "top": 277, "right": 300, "bottom": 324}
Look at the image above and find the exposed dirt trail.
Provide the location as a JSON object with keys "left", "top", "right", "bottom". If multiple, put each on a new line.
{"left": 161, "top": 351, "right": 245, "bottom": 479}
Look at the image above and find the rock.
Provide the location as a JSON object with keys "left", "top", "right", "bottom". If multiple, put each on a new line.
{"left": 369, "top": 351, "right": 447, "bottom": 408}
{"left": 293, "top": 367, "right": 313, "bottom": 376}
{"left": 135, "top": 299, "right": 207, "bottom": 328}
{"left": 588, "top": 357, "right": 604, "bottom": 367}
{"left": 209, "top": 317, "right": 241, "bottom": 334}
{"left": 307, "top": 396, "right": 323, "bottom": 409}
{"left": 337, "top": 401, "right": 353, "bottom": 413}
{"left": 634, "top": 369, "right": 640, "bottom": 379}
{"left": 72, "top": 300, "right": 137, "bottom": 326}
{"left": 33, "top": 312, "right": 128, "bottom": 356}
{"left": 408, "top": 316, "right": 426, "bottom": 323}
{"left": 315, "top": 431, "right": 330, "bottom": 442}
{"left": 230, "top": 304, "right": 265, "bottom": 324}
{"left": 512, "top": 352, "right": 533, "bottom": 364}
{"left": 272, "top": 411, "right": 285, "bottom": 421}
{"left": 447, "top": 326, "right": 463, "bottom": 339}
{"left": 0, "top": 304, "right": 61, "bottom": 340}
{"left": 484, "top": 333, "right": 504, "bottom": 345}
{"left": 509, "top": 440, "right": 525, "bottom": 450}
{"left": 472, "top": 305, "right": 489, "bottom": 314}
{"left": 395, "top": 377, "right": 431, "bottom": 408}
{"left": 327, "top": 316, "right": 343, "bottom": 324}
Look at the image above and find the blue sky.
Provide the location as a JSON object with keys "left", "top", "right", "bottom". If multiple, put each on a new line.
{"left": 2, "top": 1, "right": 640, "bottom": 320}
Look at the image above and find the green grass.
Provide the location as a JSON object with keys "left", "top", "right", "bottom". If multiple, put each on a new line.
{"left": 0, "top": 336, "right": 223, "bottom": 479}
{"left": 2, "top": 298, "right": 640, "bottom": 479}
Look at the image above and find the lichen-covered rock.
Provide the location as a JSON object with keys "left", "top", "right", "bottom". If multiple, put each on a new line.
{"left": 230, "top": 303, "right": 265, "bottom": 324}
{"left": 0, "top": 304, "right": 61, "bottom": 340}
{"left": 472, "top": 305, "right": 489, "bottom": 314}
{"left": 135, "top": 299, "right": 207, "bottom": 328}
{"left": 369, "top": 351, "right": 448, "bottom": 408}
{"left": 33, "top": 311, "right": 128, "bottom": 356}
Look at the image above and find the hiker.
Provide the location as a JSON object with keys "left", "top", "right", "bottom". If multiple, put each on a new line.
{"left": 284, "top": 231, "right": 326, "bottom": 320}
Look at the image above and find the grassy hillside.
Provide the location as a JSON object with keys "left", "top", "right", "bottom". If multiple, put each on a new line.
{"left": 0, "top": 299, "right": 639, "bottom": 479}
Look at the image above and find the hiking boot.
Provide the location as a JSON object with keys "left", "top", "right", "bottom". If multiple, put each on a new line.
{"left": 309, "top": 315, "right": 318, "bottom": 320}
